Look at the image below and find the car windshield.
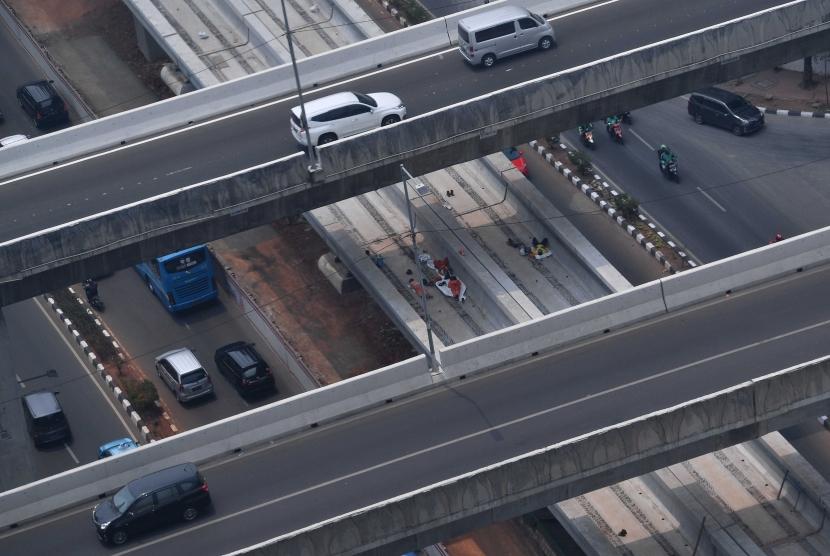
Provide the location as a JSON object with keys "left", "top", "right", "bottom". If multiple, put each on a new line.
{"left": 353, "top": 92, "right": 376, "bottom": 107}
{"left": 181, "top": 369, "right": 207, "bottom": 384}
{"left": 112, "top": 485, "right": 136, "bottom": 513}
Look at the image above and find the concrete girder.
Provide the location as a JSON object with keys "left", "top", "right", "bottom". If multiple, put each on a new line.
{"left": 1, "top": 0, "right": 829, "bottom": 305}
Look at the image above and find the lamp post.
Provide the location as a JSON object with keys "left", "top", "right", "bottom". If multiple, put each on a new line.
{"left": 280, "top": 0, "right": 321, "bottom": 173}
{"left": 401, "top": 164, "right": 437, "bottom": 373}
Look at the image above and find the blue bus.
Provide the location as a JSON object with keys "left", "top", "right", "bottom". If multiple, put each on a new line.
{"left": 134, "top": 245, "right": 218, "bottom": 312}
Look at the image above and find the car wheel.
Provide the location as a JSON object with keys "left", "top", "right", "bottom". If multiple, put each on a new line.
{"left": 317, "top": 134, "right": 337, "bottom": 145}
{"left": 111, "top": 529, "right": 128, "bottom": 545}
{"left": 482, "top": 54, "right": 496, "bottom": 68}
{"left": 539, "top": 37, "right": 554, "bottom": 50}
{"left": 731, "top": 125, "right": 743, "bottom": 136}
{"left": 693, "top": 113, "right": 704, "bottom": 125}
{"left": 381, "top": 115, "right": 400, "bottom": 126}
{"left": 182, "top": 506, "right": 199, "bottom": 521}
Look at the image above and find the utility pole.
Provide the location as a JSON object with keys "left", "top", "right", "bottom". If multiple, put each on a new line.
{"left": 400, "top": 164, "right": 438, "bottom": 373}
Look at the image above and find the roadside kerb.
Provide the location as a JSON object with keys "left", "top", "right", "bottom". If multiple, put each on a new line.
{"left": 0, "top": 354, "right": 430, "bottom": 529}
{"left": 480, "top": 152, "right": 630, "bottom": 294}
{"left": 0, "top": 0, "right": 581, "bottom": 179}
{"left": 437, "top": 280, "right": 666, "bottom": 378}
{"left": 660, "top": 226, "right": 830, "bottom": 311}
{"left": 41, "top": 291, "right": 151, "bottom": 443}
{"left": 528, "top": 140, "right": 682, "bottom": 273}
{"left": 759, "top": 106, "right": 830, "bottom": 119}
{"left": 239, "top": 355, "right": 830, "bottom": 556}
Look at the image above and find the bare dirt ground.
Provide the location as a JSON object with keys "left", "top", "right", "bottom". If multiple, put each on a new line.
{"left": 6, "top": 0, "right": 172, "bottom": 105}
{"left": 445, "top": 520, "right": 556, "bottom": 556}
{"left": 214, "top": 220, "right": 416, "bottom": 386}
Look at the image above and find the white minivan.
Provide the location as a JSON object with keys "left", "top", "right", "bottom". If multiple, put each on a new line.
{"left": 457, "top": 5, "right": 555, "bottom": 68}
{"left": 290, "top": 91, "right": 406, "bottom": 147}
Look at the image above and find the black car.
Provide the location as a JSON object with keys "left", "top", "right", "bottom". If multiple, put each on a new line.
{"left": 214, "top": 341, "right": 276, "bottom": 397}
{"left": 687, "top": 86, "right": 764, "bottom": 136}
{"left": 92, "top": 463, "right": 211, "bottom": 546}
{"left": 16, "top": 80, "right": 69, "bottom": 129}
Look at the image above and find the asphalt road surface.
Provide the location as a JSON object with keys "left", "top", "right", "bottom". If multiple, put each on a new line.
{"left": 559, "top": 98, "right": 830, "bottom": 480}
{"left": 3, "top": 262, "right": 830, "bottom": 555}
{"left": 0, "top": 0, "right": 791, "bottom": 243}
{"left": 97, "top": 269, "right": 304, "bottom": 431}
{"left": 562, "top": 97, "right": 830, "bottom": 263}
{"left": 0, "top": 299, "right": 135, "bottom": 492}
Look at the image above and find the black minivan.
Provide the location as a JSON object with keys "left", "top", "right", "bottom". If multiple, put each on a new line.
{"left": 687, "top": 87, "right": 764, "bottom": 135}
{"left": 92, "top": 463, "right": 212, "bottom": 545}
{"left": 214, "top": 341, "right": 276, "bottom": 397}
{"left": 16, "top": 80, "right": 69, "bottom": 129}
{"left": 22, "top": 391, "right": 71, "bottom": 447}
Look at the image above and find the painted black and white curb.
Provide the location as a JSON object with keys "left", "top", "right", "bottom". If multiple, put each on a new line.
{"left": 375, "top": 0, "right": 409, "bottom": 27}
{"left": 759, "top": 106, "right": 830, "bottom": 119}
{"left": 528, "top": 140, "right": 698, "bottom": 273}
{"left": 43, "top": 289, "right": 152, "bottom": 443}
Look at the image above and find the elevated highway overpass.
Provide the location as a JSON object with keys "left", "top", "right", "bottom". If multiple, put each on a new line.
{"left": 1, "top": 0, "right": 828, "bottom": 304}
{"left": 3, "top": 229, "right": 830, "bottom": 555}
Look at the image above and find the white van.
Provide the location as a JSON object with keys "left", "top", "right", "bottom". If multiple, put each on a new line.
{"left": 457, "top": 5, "right": 556, "bottom": 68}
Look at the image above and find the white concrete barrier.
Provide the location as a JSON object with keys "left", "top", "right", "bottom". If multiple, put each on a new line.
{"left": 0, "top": 355, "right": 431, "bottom": 529}
{"left": 661, "top": 227, "right": 830, "bottom": 312}
{"left": 0, "top": 0, "right": 588, "bottom": 179}
{"left": 438, "top": 281, "right": 666, "bottom": 378}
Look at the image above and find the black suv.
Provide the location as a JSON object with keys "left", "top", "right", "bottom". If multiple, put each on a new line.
{"left": 92, "top": 463, "right": 211, "bottom": 546}
{"left": 16, "top": 80, "right": 69, "bottom": 129}
{"left": 687, "top": 87, "right": 764, "bottom": 135}
{"left": 214, "top": 341, "right": 276, "bottom": 397}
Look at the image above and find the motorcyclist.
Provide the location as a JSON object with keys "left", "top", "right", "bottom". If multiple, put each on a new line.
{"left": 578, "top": 122, "right": 593, "bottom": 135}
{"left": 83, "top": 278, "right": 99, "bottom": 300}
{"left": 605, "top": 115, "right": 621, "bottom": 129}
{"left": 658, "top": 144, "right": 676, "bottom": 169}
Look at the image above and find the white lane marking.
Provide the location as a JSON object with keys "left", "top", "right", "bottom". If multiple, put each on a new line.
{"left": 628, "top": 128, "right": 654, "bottom": 150}
{"left": 34, "top": 298, "right": 136, "bottom": 439}
{"left": 15, "top": 374, "right": 25, "bottom": 388}
{"left": 165, "top": 166, "right": 192, "bottom": 176}
{"left": 111, "top": 316, "right": 830, "bottom": 555}
{"left": 697, "top": 186, "right": 727, "bottom": 212}
{"left": 64, "top": 444, "right": 80, "bottom": 464}
{"left": 550, "top": 0, "right": 620, "bottom": 21}
{"left": 0, "top": 0, "right": 620, "bottom": 190}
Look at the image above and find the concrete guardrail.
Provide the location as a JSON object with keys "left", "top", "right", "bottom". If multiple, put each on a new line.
{"left": 3, "top": 235, "right": 830, "bottom": 530}
{"left": 0, "top": 354, "right": 430, "bottom": 529}
{"left": 0, "top": 0, "right": 585, "bottom": 179}
{"left": 256, "top": 355, "right": 830, "bottom": 556}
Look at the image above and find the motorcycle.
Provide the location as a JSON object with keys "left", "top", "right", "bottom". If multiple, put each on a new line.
{"left": 580, "top": 129, "right": 595, "bottom": 149}
{"left": 83, "top": 279, "right": 105, "bottom": 312}
{"left": 659, "top": 155, "right": 679, "bottom": 181}
{"left": 606, "top": 121, "right": 623, "bottom": 143}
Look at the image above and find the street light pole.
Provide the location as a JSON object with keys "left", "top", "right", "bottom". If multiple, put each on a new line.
{"left": 401, "top": 164, "right": 438, "bottom": 373}
{"left": 280, "top": 0, "right": 321, "bottom": 173}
